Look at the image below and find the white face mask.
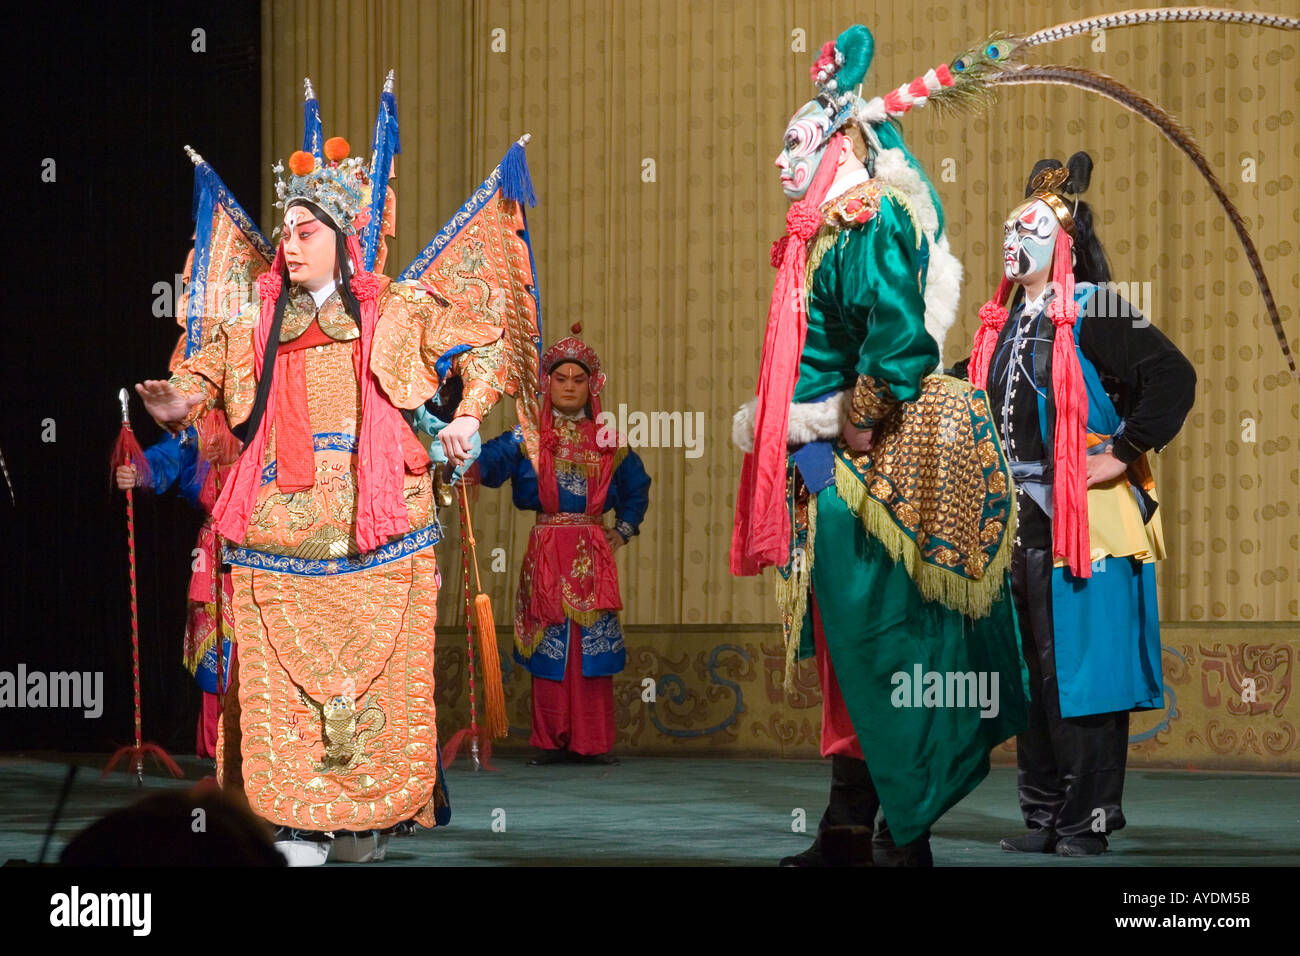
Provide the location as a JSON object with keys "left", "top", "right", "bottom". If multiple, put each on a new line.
{"left": 775, "top": 100, "right": 833, "bottom": 200}
{"left": 1003, "top": 198, "right": 1058, "bottom": 281}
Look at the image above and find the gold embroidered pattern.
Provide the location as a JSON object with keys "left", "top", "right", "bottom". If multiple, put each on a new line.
{"left": 832, "top": 374, "right": 1017, "bottom": 618}
{"left": 299, "top": 689, "right": 388, "bottom": 772}
{"left": 370, "top": 278, "right": 505, "bottom": 409}
{"left": 570, "top": 537, "right": 594, "bottom": 580}
{"left": 230, "top": 551, "right": 442, "bottom": 831}
{"left": 252, "top": 561, "right": 407, "bottom": 700}
{"left": 851, "top": 374, "right": 896, "bottom": 429}
{"left": 279, "top": 287, "right": 360, "bottom": 342}
{"left": 170, "top": 301, "right": 260, "bottom": 429}
{"left": 821, "top": 179, "right": 883, "bottom": 229}
{"left": 185, "top": 205, "right": 270, "bottom": 361}
{"left": 454, "top": 335, "right": 510, "bottom": 421}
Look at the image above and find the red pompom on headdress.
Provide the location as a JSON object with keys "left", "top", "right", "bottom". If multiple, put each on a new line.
{"left": 288, "top": 150, "right": 316, "bottom": 176}
{"left": 323, "top": 136, "right": 350, "bottom": 163}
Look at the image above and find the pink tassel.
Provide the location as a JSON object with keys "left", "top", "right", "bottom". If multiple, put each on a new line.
{"left": 1046, "top": 230, "right": 1090, "bottom": 579}
{"left": 731, "top": 136, "right": 844, "bottom": 576}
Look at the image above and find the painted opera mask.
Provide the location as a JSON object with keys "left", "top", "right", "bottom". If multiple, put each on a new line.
{"left": 774, "top": 100, "right": 835, "bottom": 201}
{"left": 1003, "top": 198, "right": 1059, "bottom": 283}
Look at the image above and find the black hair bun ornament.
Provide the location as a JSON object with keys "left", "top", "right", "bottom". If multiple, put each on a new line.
{"left": 1065, "top": 151, "right": 1093, "bottom": 194}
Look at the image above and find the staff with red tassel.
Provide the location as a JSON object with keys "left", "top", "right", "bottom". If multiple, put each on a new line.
{"left": 440, "top": 476, "right": 509, "bottom": 770}
{"left": 104, "top": 388, "right": 183, "bottom": 785}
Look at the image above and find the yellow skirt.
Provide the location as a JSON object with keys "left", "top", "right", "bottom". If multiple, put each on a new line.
{"left": 1055, "top": 452, "right": 1165, "bottom": 568}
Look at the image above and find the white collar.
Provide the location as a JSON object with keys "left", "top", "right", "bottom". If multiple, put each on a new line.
{"left": 553, "top": 407, "right": 588, "bottom": 422}
{"left": 822, "top": 167, "right": 871, "bottom": 205}
{"left": 307, "top": 279, "right": 337, "bottom": 309}
{"left": 1022, "top": 288, "right": 1048, "bottom": 318}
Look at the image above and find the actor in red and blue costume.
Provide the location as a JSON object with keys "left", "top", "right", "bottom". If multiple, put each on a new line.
{"left": 470, "top": 327, "right": 650, "bottom": 765}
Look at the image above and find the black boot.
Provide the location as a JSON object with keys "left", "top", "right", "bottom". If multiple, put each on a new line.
{"left": 1000, "top": 829, "right": 1058, "bottom": 853}
{"left": 780, "top": 755, "right": 879, "bottom": 867}
{"left": 527, "top": 748, "right": 567, "bottom": 766}
{"left": 872, "top": 816, "right": 933, "bottom": 867}
{"left": 1055, "top": 834, "right": 1108, "bottom": 857}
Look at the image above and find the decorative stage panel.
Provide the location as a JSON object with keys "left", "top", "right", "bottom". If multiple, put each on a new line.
{"left": 434, "top": 623, "right": 1299, "bottom": 771}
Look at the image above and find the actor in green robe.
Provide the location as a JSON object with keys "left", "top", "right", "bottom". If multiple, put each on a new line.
{"left": 731, "top": 24, "right": 1028, "bottom": 866}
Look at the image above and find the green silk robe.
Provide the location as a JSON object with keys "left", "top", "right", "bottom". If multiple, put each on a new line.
{"left": 794, "top": 184, "right": 1030, "bottom": 846}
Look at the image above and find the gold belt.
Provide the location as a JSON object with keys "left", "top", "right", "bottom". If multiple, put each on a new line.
{"left": 536, "top": 513, "right": 602, "bottom": 527}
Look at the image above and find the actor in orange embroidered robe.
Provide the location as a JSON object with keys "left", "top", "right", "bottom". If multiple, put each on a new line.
{"left": 155, "top": 273, "right": 508, "bottom": 834}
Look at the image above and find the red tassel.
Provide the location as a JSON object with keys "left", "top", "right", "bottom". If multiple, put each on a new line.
{"left": 1047, "top": 231, "right": 1090, "bottom": 579}
{"left": 439, "top": 727, "right": 498, "bottom": 771}
{"left": 102, "top": 742, "right": 184, "bottom": 780}
{"left": 969, "top": 276, "right": 1012, "bottom": 390}
{"left": 110, "top": 425, "right": 152, "bottom": 488}
{"left": 440, "top": 728, "right": 471, "bottom": 768}
{"left": 197, "top": 410, "right": 241, "bottom": 466}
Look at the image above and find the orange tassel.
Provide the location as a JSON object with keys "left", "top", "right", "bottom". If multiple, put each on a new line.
{"left": 474, "top": 593, "right": 509, "bottom": 739}
{"left": 459, "top": 483, "right": 509, "bottom": 739}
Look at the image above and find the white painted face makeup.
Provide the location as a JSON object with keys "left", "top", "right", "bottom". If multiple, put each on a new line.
{"left": 282, "top": 204, "right": 338, "bottom": 291}
{"left": 775, "top": 101, "right": 833, "bottom": 200}
{"left": 1003, "top": 198, "right": 1059, "bottom": 282}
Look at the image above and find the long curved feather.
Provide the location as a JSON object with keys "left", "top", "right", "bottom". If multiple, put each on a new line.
{"left": 1019, "top": 7, "right": 1300, "bottom": 51}
{"left": 991, "top": 65, "right": 1296, "bottom": 375}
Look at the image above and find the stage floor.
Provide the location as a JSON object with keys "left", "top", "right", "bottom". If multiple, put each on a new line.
{"left": 3, "top": 752, "right": 1297, "bottom": 866}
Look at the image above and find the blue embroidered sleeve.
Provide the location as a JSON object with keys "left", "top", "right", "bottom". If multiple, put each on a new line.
{"left": 475, "top": 430, "right": 545, "bottom": 511}
{"left": 144, "top": 430, "right": 202, "bottom": 507}
{"left": 476, "top": 431, "right": 524, "bottom": 489}
{"left": 607, "top": 449, "right": 651, "bottom": 537}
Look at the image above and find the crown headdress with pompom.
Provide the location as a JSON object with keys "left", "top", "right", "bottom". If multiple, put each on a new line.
{"left": 541, "top": 322, "right": 605, "bottom": 396}
{"left": 273, "top": 130, "right": 372, "bottom": 236}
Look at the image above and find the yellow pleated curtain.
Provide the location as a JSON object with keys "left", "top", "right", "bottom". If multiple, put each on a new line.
{"left": 263, "top": 0, "right": 1299, "bottom": 628}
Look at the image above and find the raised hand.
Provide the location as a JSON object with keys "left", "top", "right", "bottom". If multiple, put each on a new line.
{"left": 135, "top": 380, "right": 203, "bottom": 431}
{"left": 115, "top": 465, "right": 138, "bottom": 489}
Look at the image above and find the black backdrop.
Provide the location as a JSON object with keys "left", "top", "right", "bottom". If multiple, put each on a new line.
{"left": 0, "top": 2, "right": 260, "bottom": 752}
